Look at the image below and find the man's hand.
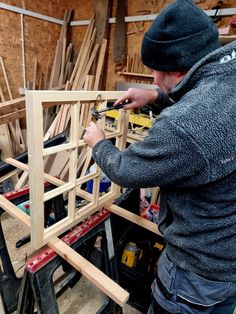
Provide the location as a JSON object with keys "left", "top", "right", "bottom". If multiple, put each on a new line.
{"left": 83, "top": 122, "right": 105, "bottom": 148}
{"left": 114, "top": 88, "right": 158, "bottom": 110}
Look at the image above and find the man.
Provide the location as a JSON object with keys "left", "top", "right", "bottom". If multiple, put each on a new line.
{"left": 84, "top": 0, "right": 236, "bottom": 312}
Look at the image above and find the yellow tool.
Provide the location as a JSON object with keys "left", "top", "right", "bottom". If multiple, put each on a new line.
{"left": 121, "top": 242, "right": 143, "bottom": 268}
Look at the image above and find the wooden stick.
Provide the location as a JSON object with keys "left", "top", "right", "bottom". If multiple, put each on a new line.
{"left": 0, "top": 97, "right": 25, "bottom": 115}
{"left": 15, "top": 170, "right": 28, "bottom": 189}
{"left": 0, "top": 124, "right": 14, "bottom": 159}
{"left": 8, "top": 121, "right": 21, "bottom": 154}
{"left": 69, "top": 16, "right": 95, "bottom": 84}
{"left": 48, "top": 39, "right": 63, "bottom": 88}
{"left": 0, "top": 84, "right": 5, "bottom": 101}
{"left": 50, "top": 238, "right": 129, "bottom": 307}
{"left": 32, "top": 57, "right": 37, "bottom": 90}
{"left": 58, "top": 35, "right": 67, "bottom": 86}
{"left": 94, "top": 39, "right": 107, "bottom": 90}
{"left": 72, "top": 27, "right": 96, "bottom": 90}
{"left": 151, "top": 187, "right": 160, "bottom": 204}
{"left": 44, "top": 59, "right": 50, "bottom": 90}
{"left": 0, "top": 57, "right": 13, "bottom": 100}
{"left": 0, "top": 194, "right": 30, "bottom": 228}
{"left": 78, "top": 43, "right": 100, "bottom": 89}
{"left": 108, "top": 204, "right": 162, "bottom": 236}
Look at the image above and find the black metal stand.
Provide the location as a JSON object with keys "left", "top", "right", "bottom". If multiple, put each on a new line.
{"left": 17, "top": 209, "right": 122, "bottom": 314}
{"left": 0, "top": 210, "right": 21, "bottom": 313}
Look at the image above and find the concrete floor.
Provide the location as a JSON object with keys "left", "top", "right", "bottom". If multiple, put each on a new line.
{"left": 0, "top": 213, "right": 142, "bottom": 314}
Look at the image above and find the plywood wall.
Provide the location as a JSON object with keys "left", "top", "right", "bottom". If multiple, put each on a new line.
{"left": 106, "top": 0, "right": 236, "bottom": 90}
{"left": 0, "top": 0, "right": 235, "bottom": 98}
{"left": 0, "top": 0, "right": 93, "bottom": 98}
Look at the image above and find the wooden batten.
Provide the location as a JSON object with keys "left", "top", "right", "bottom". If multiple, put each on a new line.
{"left": 25, "top": 91, "right": 45, "bottom": 249}
{"left": 49, "top": 238, "right": 129, "bottom": 307}
{"left": 108, "top": 204, "right": 162, "bottom": 236}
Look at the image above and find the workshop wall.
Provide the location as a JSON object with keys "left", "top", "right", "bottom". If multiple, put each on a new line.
{"left": 0, "top": 0, "right": 235, "bottom": 98}
{"left": 0, "top": 0, "right": 93, "bottom": 98}
{"left": 106, "top": 0, "right": 236, "bottom": 91}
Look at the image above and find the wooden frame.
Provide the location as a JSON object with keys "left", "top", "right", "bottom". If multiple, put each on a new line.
{"left": 0, "top": 90, "right": 161, "bottom": 306}
{"left": 19, "top": 91, "right": 132, "bottom": 249}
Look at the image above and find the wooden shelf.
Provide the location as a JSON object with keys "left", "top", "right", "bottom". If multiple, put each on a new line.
{"left": 118, "top": 71, "right": 153, "bottom": 78}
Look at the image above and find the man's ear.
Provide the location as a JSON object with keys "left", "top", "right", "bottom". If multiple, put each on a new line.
{"left": 174, "top": 70, "right": 188, "bottom": 81}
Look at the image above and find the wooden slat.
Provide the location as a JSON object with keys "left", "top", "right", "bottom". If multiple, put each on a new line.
{"left": 43, "top": 143, "right": 77, "bottom": 157}
{"left": 72, "top": 28, "right": 97, "bottom": 90}
{"left": 114, "top": 0, "right": 126, "bottom": 64}
{"left": 0, "top": 109, "right": 26, "bottom": 125}
{"left": 69, "top": 16, "right": 95, "bottom": 84}
{"left": 0, "top": 194, "right": 30, "bottom": 228}
{"left": 108, "top": 204, "right": 162, "bottom": 236}
{"left": 0, "top": 56, "right": 13, "bottom": 100}
{"left": 25, "top": 92, "right": 45, "bottom": 249}
{"left": 43, "top": 182, "right": 74, "bottom": 202}
{"left": 94, "top": 39, "right": 107, "bottom": 90}
{"left": 32, "top": 57, "right": 37, "bottom": 90}
{"left": 94, "top": 0, "right": 110, "bottom": 44}
{"left": 0, "top": 124, "right": 13, "bottom": 159}
{"left": 15, "top": 170, "right": 28, "bottom": 189}
{"left": 0, "top": 168, "right": 20, "bottom": 183}
{"left": 78, "top": 43, "right": 100, "bottom": 89}
{"left": 67, "top": 101, "right": 80, "bottom": 220}
{"left": 0, "top": 85, "right": 5, "bottom": 101}
{"left": 50, "top": 238, "right": 129, "bottom": 307}
{"left": 0, "top": 97, "right": 25, "bottom": 115}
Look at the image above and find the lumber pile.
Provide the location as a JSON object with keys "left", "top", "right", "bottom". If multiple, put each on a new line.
{"left": 0, "top": 10, "right": 110, "bottom": 190}
{"left": 44, "top": 13, "right": 108, "bottom": 140}
{"left": 0, "top": 10, "right": 108, "bottom": 163}
{"left": 0, "top": 57, "right": 26, "bottom": 157}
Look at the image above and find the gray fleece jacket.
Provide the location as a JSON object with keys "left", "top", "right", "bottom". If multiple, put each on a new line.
{"left": 92, "top": 40, "right": 236, "bottom": 281}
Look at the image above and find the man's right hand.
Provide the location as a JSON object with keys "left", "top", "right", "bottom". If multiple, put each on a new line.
{"left": 114, "top": 88, "right": 158, "bottom": 110}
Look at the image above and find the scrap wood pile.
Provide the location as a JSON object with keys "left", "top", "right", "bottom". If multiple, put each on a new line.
{"left": 44, "top": 11, "right": 108, "bottom": 141}
{"left": 0, "top": 10, "right": 109, "bottom": 189}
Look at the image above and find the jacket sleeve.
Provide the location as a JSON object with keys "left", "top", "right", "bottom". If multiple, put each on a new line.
{"left": 141, "top": 87, "right": 175, "bottom": 116}
{"left": 92, "top": 115, "right": 209, "bottom": 188}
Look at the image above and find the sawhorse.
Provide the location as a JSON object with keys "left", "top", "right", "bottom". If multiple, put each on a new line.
{"left": 0, "top": 183, "right": 68, "bottom": 313}
{"left": 17, "top": 208, "right": 122, "bottom": 314}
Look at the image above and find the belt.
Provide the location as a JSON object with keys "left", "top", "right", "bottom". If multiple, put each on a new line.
{"left": 156, "top": 274, "right": 173, "bottom": 300}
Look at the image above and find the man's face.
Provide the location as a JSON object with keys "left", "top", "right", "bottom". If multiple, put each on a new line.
{"left": 151, "top": 69, "right": 181, "bottom": 94}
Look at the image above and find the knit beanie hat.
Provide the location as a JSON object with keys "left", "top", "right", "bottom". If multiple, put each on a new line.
{"left": 141, "top": 0, "right": 220, "bottom": 71}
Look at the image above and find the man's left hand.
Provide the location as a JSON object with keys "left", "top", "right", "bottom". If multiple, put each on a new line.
{"left": 83, "top": 122, "right": 105, "bottom": 148}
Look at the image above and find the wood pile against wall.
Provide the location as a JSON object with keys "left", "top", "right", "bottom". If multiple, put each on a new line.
{"left": 0, "top": 5, "right": 108, "bottom": 159}
{"left": 0, "top": 11, "right": 109, "bottom": 188}
{"left": 43, "top": 14, "right": 108, "bottom": 140}
{"left": 0, "top": 57, "right": 26, "bottom": 158}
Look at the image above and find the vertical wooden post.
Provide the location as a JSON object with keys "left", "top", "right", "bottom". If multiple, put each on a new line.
{"left": 26, "top": 91, "right": 45, "bottom": 249}
{"left": 67, "top": 102, "right": 80, "bottom": 220}
{"left": 112, "top": 109, "right": 130, "bottom": 195}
